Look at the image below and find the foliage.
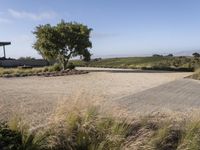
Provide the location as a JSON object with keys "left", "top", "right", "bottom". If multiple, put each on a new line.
{"left": 0, "top": 123, "right": 22, "bottom": 150}
{"left": 152, "top": 54, "right": 163, "bottom": 57}
{"left": 150, "top": 124, "right": 183, "bottom": 150}
{"left": 33, "top": 20, "right": 92, "bottom": 70}
{"left": 0, "top": 117, "right": 47, "bottom": 150}
{"left": 18, "top": 57, "right": 36, "bottom": 60}
{"left": 48, "top": 63, "right": 62, "bottom": 72}
{"left": 0, "top": 67, "right": 42, "bottom": 77}
{"left": 167, "top": 54, "right": 173, "bottom": 57}
{"left": 193, "top": 52, "right": 200, "bottom": 58}
{"left": 0, "top": 64, "right": 78, "bottom": 78}
{"left": 177, "top": 121, "right": 200, "bottom": 150}
{"left": 67, "top": 62, "right": 75, "bottom": 70}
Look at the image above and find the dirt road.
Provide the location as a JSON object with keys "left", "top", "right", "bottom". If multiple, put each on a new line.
{"left": 0, "top": 71, "right": 191, "bottom": 126}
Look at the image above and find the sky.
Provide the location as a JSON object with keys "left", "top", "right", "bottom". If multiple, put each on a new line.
{"left": 1, "top": 0, "right": 200, "bottom": 58}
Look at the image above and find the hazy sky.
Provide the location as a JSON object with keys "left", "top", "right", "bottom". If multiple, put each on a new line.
{"left": 1, "top": 0, "right": 200, "bottom": 58}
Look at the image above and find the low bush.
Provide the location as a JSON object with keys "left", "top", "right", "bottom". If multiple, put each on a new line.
{"left": 150, "top": 124, "right": 183, "bottom": 150}
{"left": 0, "top": 121, "right": 47, "bottom": 150}
{"left": 51, "top": 63, "right": 62, "bottom": 72}
{"left": 67, "top": 62, "right": 75, "bottom": 70}
{"left": 1, "top": 69, "right": 15, "bottom": 75}
{"left": 0, "top": 122, "right": 22, "bottom": 149}
{"left": 0, "top": 65, "right": 62, "bottom": 77}
{"left": 43, "top": 67, "right": 49, "bottom": 72}
{"left": 142, "top": 66, "right": 194, "bottom": 72}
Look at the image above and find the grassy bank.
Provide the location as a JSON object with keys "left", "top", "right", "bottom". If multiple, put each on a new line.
{"left": 73, "top": 56, "right": 200, "bottom": 71}
{"left": 2, "top": 105, "right": 200, "bottom": 149}
{"left": 0, "top": 64, "right": 61, "bottom": 77}
{"left": 0, "top": 63, "right": 81, "bottom": 78}
{"left": 0, "top": 57, "right": 198, "bottom": 77}
{"left": 0, "top": 56, "right": 199, "bottom": 78}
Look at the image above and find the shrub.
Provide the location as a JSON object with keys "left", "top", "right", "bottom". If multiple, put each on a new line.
{"left": 0, "top": 117, "right": 48, "bottom": 150}
{"left": 150, "top": 125, "right": 183, "bottom": 150}
{"left": 2, "top": 70, "right": 15, "bottom": 75}
{"left": 67, "top": 62, "right": 75, "bottom": 70}
{"left": 0, "top": 122, "right": 22, "bottom": 149}
{"left": 43, "top": 67, "right": 49, "bottom": 72}
{"left": 49, "top": 63, "right": 62, "bottom": 72}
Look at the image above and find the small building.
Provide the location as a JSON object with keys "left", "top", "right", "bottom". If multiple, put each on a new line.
{"left": 0, "top": 42, "right": 54, "bottom": 68}
{"left": 0, "top": 42, "right": 11, "bottom": 58}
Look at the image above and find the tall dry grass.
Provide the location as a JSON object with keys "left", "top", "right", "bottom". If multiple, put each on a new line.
{"left": 0, "top": 64, "right": 62, "bottom": 77}
{"left": 2, "top": 94, "right": 200, "bottom": 149}
{"left": 190, "top": 68, "right": 200, "bottom": 80}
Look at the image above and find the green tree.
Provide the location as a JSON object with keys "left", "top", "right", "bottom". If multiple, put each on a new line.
{"left": 192, "top": 52, "right": 200, "bottom": 58}
{"left": 18, "top": 56, "right": 36, "bottom": 60}
{"left": 33, "top": 20, "right": 92, "bottom": 70}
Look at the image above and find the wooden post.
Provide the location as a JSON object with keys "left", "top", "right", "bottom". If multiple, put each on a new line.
{"left": 3, "top": 45, "right": 6, "bottom": 58}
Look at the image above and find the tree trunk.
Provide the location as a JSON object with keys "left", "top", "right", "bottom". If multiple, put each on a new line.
{"left": 62, "top": 58, "right": 69, "bottom": 70}
{"left": 62, "top": 58, "right": 66, "bottom": 70}
{"left": 60, "top": 52, "right": 72, "bottom": 70}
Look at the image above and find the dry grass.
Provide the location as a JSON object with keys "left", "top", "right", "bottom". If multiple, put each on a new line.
{"left": 0, "top": 67, "right": 44, "bottom": 77}
{"left": 190, "top": 68, "right": 200, "bottom": 80}
{"left": 0, "top": 64, "right": 62, "bottom": 77}
{"left": 2, "top": 98, "right": 200, "bottom": 149}
{"left": 73, "top": 56, "right": 198, "bottom": 71}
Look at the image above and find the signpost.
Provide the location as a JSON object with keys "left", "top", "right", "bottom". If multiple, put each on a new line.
{"left": 0, "top": 42, "right": 11, "bottom": 58}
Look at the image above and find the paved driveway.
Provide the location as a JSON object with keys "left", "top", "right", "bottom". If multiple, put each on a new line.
{"left": 117, "top": 78, "right": 200, "bottom": 114}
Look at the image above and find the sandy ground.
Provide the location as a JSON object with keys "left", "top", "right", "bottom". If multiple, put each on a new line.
{"left": 0, "top": 71, "right": 191, "bottom": 126}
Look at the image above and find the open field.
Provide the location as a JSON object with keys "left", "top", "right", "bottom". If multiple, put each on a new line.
{"left": 73, "top": 56, "right": 200, "bottom": 71}
{"left": 0, "top": 70, "right": 191, "bottom": 127}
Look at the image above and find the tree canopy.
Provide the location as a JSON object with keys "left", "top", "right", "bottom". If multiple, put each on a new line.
{"left": 33, "top": 20, "right": 92, "bottom": 70}
{"left": 193, "top": 52, "right": 200, "bottom": 58}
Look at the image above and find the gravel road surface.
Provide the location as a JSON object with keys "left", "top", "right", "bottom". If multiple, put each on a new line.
{"left": 0, "top": 71, "right": 192, "bottom": 126}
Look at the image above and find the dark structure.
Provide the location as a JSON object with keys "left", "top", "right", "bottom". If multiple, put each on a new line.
{"left": 0, "top": 42, "right": 11, "bottom": 58}
{"left": 0, "top": 59, "right": 50, "bottom": 68}
{"left": 0, "top": 42, "right": 55, "bottom": 67}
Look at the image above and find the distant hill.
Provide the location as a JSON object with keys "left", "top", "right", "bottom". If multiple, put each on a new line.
{"left": 92, "top": 50, "right": 200, "bottom": 59}
{"left": 175, "top": 50, "right": 200, "bottom": 56}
